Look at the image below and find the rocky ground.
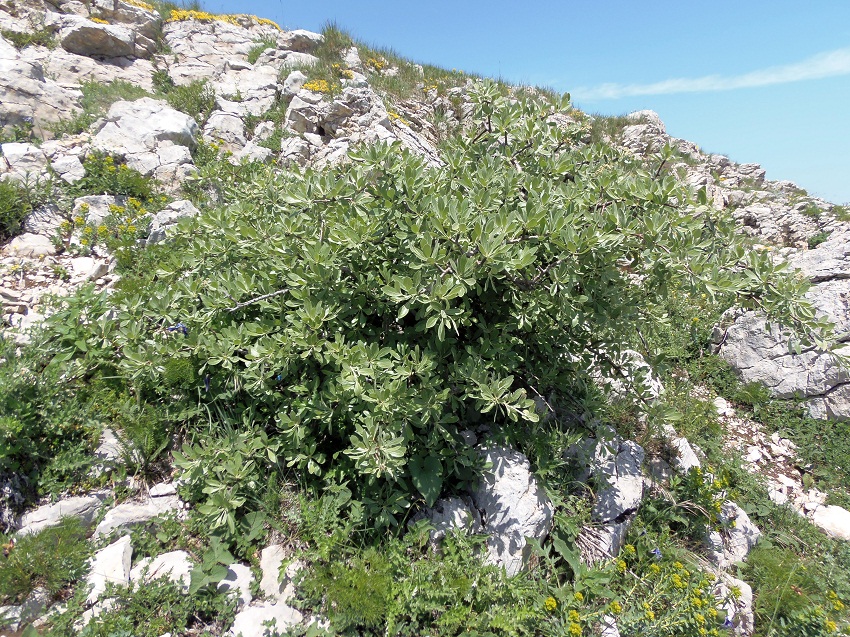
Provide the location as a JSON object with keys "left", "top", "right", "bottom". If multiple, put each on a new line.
{"left": 1, "top": 0, "right": 849, "bottom": 635}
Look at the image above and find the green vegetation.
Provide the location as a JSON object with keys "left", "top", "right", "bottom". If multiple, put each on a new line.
{"left": 247, "top": 36, "right": 277, "bottom": 64}
{"left": 0, "top": 175, "right": 51, "bottom": 241}
{"left": 0, "top": 518, "right": 90, "bottom": 604}
{"left": 1, "top": 27, "right": 55, "bottom": 50}
{"left": 49, "top": 79, "right": 151, "bottom": 138}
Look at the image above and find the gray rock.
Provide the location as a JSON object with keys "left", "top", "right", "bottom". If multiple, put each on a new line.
{"left": 23, "top": 203, "right": 64, "bottom": 236}
{"left": 51, "top": 155, "right": 86, "bottom": 183}
{"left": 282, "top": 70, "right": 307, "bottom": 96}
{"left": 85, "top": 535, "right": 132, "bottom": 604}
{"left": 600, "top": 614, "right": 621, "bottom": 637}
{"left": 59, "top": 16, "right": 137, "bottom": 59}
{"left": 717, "top": 230, "right": 850, "bottom": 420}
{"left": 16, "top": 492, "right": 108, "bottom": 536}
{"left": 94, "top": 494, "right": 181, "bottom": 537}
{"left": 714, "top": 574, "right": 755, "bottom": 636}
{"left": 1, "top": 142, "right": 48, "bottom": 181}
{"left": 411, "top": 496, "right": 483, "bottom": 544}
{"left": 472, "top": 446, "right": 554, "bottom": 576}
{"left": 0, "top": 587, "right": 49, "bottom": 631}
{"left": 592, "top": 440, "right": 645, "bottom": 523}
{"left": 577, "top": 521, "right": 629, "bottom": 565}
{"left": 217, "top": 563, "right": 254, "bottom": 608}
{"left": 278, "top": 29, "right": 323, "bottom": 53}
{"left": 145, "top": 200, "right": 199, "bottom": 245}
{"left": 130, "top": 550, "right": 193, "bottom": 589}
{"left": 0, "top": 44, "right": 81, "bottom": 132}
{"left": 706, "top": 502, "right": 761, "bottom": 569}
{"left": 2, "top": 232, "right": 57, "bottom": 257}
{"left": 811, "top": 505, "right": 850, "bottom": 540}
{"left": 229, "top": 601, "right": 303, "bottom": 637}
{"left": 258, "top": 545, "right": 299, "bottom": 602}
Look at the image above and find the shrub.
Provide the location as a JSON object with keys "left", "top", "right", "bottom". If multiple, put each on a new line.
{"left": 43, "top": 82, "right": 831, "bottom": 533}
{"left": 159, "top": 79, "right": 216, "bottom": 126}
{"left": 70, "top": 152, "right": 159, "bottom": 202}
{"left": 0, "top": 518, "right": 90, "bottom": 604}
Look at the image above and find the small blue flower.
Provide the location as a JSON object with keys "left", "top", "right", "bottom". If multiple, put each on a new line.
{"left": 722, "top": 617, "right": 734, "bottom": 628}
{"left": 275, "top": 374, "right": 283, "bottom": 381}
{"left": 167, "top": 322, "right": 188, "bottom": 336}
{"left": 651, "top": 548, "right": 662, "bottom": 559}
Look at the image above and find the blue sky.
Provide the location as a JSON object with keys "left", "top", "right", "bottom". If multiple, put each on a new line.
{"left": 205, "top": 1, "right": 850, "bottom": 204}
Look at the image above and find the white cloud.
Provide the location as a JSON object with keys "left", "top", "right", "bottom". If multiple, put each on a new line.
{"left": 571, "top": 47, "right": 850, "bottom": 100}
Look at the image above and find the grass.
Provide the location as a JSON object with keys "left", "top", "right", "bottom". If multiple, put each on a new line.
{"left": 1, "top": 28, "right": 55, "bottom": 50}
{"left": 246, "top": 36, "right": 277, "bottom": 64}
{"left": 49, "top": 79, "right": 151, "bottom": 138}
{"left": 0, "top": 173, "right": 52, "bottom": 241}
{"left": 0, "top": 518, "right": 90, "bottom": 604}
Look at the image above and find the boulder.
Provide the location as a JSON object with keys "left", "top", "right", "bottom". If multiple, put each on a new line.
{"left": 1, "top": 142, "right": 49, "bottom": 181}
{"left": 0, "top": 42, "right": 81, "bottom": 132}
{"left": 717, "top": 232, "right": 850, "bottom": 420}
{"left": 592, "top": 439, "right": 645, "bottom": 523}
{"left": 229, "top": 601, "right": 302, "bottom": 637}
{"left": 258, "top": 545, "right": 299, "bottom": 603}
{"left": 94, "top": 492, "right": 181, "bottom": 537}
{"left": 411, "top": 496, "right": 483, "bottom": 544}
{"left": 714, "top": 574, "right": 755, "bottom": 636}
{"left": 706, "top": 502, "right": 761, "bottom": 569}
{"left": 278, "top": 29, "right": 323, "bottom": 53}
{"left": 59, "top": 16, "right": 138, "bottom": 59}
{"left": 130, "top": 550, "right": 193, "bottom": 590}
{"left": 145, "top": 200, "right": 199, "bottom": 245}
{"left": 16, "top": 492, "right": 108, "bottom": 536}
{"left": 811, "top": 505, "right": 850, "bottom": 541}
{"left": 471, "top": 446, "right": 554, "bottom": 576}
{"left": 217, "top": 563, "right": 254, "bottom": 608}
{"left": 85, "top": 535, "right": 132, "bottom": 604}
{"left": 2, "top": 233, "right": 56, "bottom": 257}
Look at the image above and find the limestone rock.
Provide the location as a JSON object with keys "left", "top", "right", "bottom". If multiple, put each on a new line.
{"left": 714, "top": 574, "right": 755, "bottom": 636}
{"left": 217, "top": 563, "right": 254, "bottom": 608}
{"left": 146, "top": 200, "right": 199, "bottom": 244}
{"left": 471, "top": 446, "right": 554, "bottom": 576}
{"left": 94, "top": 492, "right": 181, "bottom": 537}
{"left": 2, "top": 232, "right": 56, "bottom": 257}
{"left": 0, "top": 39, "right": 81, "bottom": 132}
{"left": 411, "top": 496, "right": 483, "bottom": 544}
{"left": 229, "top": 601, "right": 303, "bottom": 637}
{"left": 1, "top": 141, "right": 48, "bottom": 181}
{"left": 592, "top": 439, "right": 645, "bottom": 523}
{"left": 59, "top": 16, "right": 138, "bottom": 58}
{"left": 278, "top": 29, "right": 322, "bottom": 53}
{"left": 16, "top": 492, "right": 108, "bottom": 536}
{"left": 130, "top": 550, "right": 193, "bottom": 589}
{"left": 706, "top": 502, "right": 761, "bottom": 569}
{"left": 85, "top": 535, "right": 132, "bottom": 604}
{"left": 811, "top": 505, "right": 850, "bottom": 540}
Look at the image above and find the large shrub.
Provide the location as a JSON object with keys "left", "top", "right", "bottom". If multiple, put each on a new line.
{"left": 45, "top": 82, "right": 830, "bottom": 529}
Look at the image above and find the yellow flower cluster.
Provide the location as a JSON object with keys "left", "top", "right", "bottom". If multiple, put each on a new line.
{"left": 303, "top": 79, "right": 331, "bottom": 93}
{"left": 126, "top": 0, "right": 154, "bottom": 10}
{"left": 90, "top": 17, "right": 110, "bottom": 24}
{"left": 544, "top": 597, "right": 557, "bottom": 612}
{"left": 387, "top": 110, "right": 409, "bottom": 126}
{"left": 568, "top": 622, "right": 582, "bottom": 636}
{"left": 167, "top": 10, "right": 281, "bottom": 30}
{"left": 366, "top": 56, "right": 386, "bottom": 72}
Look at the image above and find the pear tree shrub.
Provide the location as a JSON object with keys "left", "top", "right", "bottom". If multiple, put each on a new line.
{"left": 55, "top": 82, "right": 832, "bottom": 529}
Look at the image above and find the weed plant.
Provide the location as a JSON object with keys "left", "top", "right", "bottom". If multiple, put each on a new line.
{"left": 50, "top": 80, "right": 151, "bottom": 138}
{"left": 247, "top": 36, "right": 277, "bottom": 64}
{"left": 1, "top": 28, "right": 55, "bottom": 50}
{"left": 0, "top": 518, "right": 90, "bottom": 604}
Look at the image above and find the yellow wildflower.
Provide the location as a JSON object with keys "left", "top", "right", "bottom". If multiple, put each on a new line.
{"left": 568, "top": 610, "right": 580, "bottom": 622}
{"left": 609, "top": 601, "right": 622, "bottom": 615}
{"left": 544, "top": 597, "right": 557, "bottom": 612}
{"left": 573, "top": 592, "right": 584, "bottom": 603}
{"left": 568, "top": 623, "right": 582, "bottom": 637}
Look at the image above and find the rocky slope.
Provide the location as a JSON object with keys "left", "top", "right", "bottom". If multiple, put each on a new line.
{"left": 1, "top": 1, "right": 849, "bottom": 635}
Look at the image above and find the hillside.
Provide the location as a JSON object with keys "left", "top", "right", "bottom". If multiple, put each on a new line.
{"left": 1, "top": 1, "right": 849, "bottom": 636}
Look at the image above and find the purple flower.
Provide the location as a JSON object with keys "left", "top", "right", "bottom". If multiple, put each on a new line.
{"left": 167, "top": 322, "right": 188, "bottom": 336}
{"left": 651, "top": 548, "right": 662, "bottom": 559}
